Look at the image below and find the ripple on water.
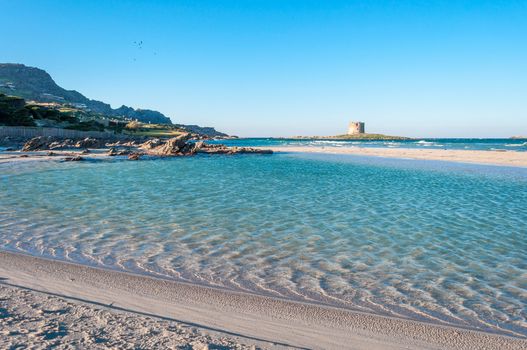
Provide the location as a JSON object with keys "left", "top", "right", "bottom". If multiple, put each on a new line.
{"left": 1, "top": 154, "right": 527, "bottom": 337}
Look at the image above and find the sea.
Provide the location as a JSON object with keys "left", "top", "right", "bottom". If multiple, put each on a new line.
{"left": 1, "top": 138, "right": 526, "bottom": 337}
{"left": 210, "top": 137, "right": 527, "bottom": 152}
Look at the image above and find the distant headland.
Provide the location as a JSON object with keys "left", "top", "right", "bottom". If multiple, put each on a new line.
{"left": 291, "top": 121, "right": 411, "bottom": 140}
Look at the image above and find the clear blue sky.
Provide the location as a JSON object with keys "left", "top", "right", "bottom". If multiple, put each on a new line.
{"left": 2, "top": 0, "right": 526, "bottom": 137}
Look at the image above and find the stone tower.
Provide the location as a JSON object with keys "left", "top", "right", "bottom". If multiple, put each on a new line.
{"left": 348, "top": 121, "right": 365, "bottom": 135}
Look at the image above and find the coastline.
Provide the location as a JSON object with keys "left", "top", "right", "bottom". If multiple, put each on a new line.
{"left": 1, "top": 250, "right": 525, "bottom": 350}
{"left": 259, "top": 146, "right": 527, "bottom": 167}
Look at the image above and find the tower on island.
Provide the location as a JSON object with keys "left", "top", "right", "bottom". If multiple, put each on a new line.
{"left": 348, "top": 121, "right": 365, "bottom": 135}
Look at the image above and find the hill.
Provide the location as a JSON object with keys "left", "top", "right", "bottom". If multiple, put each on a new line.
{"left": 0, "top": 63, "right": 230, "bottom": 137}
{"left": 0, "top": 63, "right": 167, "bottom": 125}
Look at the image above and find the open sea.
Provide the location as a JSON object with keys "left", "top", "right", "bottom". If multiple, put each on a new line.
{"left": 1, "top": 139, "right": 526, "bottom": 337}
{"left": 211, "top": 137, "right": 527, "bottom": 151}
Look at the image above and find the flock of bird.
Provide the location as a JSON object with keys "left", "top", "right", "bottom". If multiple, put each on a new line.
{"left": 132, "top": 40, "right": 157, "bottom": 61}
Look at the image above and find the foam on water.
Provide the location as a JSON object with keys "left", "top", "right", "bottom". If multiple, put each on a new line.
{"left": 211, "top": 137, "right": 527, "bottom": 152}
{"left": 1, "top": 154, "right": 526, "bottom": 337}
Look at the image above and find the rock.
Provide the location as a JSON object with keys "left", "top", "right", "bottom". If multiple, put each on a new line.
{"left": 22, "top": 136, "right": 50, "bottom": 151}
{"left": 193, "top": 141, "right": 205, "bottom": 150}
{"left": 148, "top": 133, "right": 192, "bottom": 156}
{"left": 128, "top": 153, "right": 142, "bottom": 161}
{"left": 48, "top": 141, "right": 65, "bottom": 149}
{"left": 4, "top": 147, "right": 13, "bottom": 151}
{"left": 108, "top": 147, "right": 130, "bottom": 156}
{"left": 139, "top": 138, "right": 163, "bottom": 150}
{"left": 106, "top": 140, "right": 138, "bottom": 148}
{"left": 47, "top": 151, "right": 55, "bottom": 156}
{"left": 63, "top": 156, "right": 84, "bottom": 161}
{"left": 80, "top": 149, "right": 90, "bottom": 154}
{"left": 237, "top": 147, "right": 273, "bottom": 154}
{"left": 194, "top": 143, "right": 272, "bottom": 155}
{"left": 74, "top": 138, "right": 103, "bottom": 149}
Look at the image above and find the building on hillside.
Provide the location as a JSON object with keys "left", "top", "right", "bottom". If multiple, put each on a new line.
{"left": 348, "top": 121, "right": 365, "bottom": 135}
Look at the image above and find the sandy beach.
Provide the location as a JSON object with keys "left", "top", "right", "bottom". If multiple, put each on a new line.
{"left": 260, "top": 146, "right": 527, "bottom": 167}
{"left": 0, "top": 284, "right": 256, "bottom": 349}
{"left": 2, "top": 145, "right": 527, "bottom": 169}
{"left": 0, "top": 251, "right": 525, "bottom": 350}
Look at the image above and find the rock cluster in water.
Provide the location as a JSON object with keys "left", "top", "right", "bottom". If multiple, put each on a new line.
{"left": 20, "top": 134, "right": 271, "bottom": 159}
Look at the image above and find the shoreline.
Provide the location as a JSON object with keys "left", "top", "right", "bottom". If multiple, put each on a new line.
{"left": 259, "top": 146, "right": 527, "bottom": 167}
{"left": 1, "top": 250, "right": 525, "bottom": 350}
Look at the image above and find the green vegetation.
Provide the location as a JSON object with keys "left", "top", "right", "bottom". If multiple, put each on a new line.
{"left": 0, "top": 93, "right": 126, "bottom": 133}
{"left": 0, "top": 94, "right": 36, "bottom": 126}
{"left": 123, "top": 121, "right": 186, "bottom": 137}
{"left": 0, "top": 93, "right": 189, "bottom": 137}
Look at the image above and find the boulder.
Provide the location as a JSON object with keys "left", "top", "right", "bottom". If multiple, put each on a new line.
{"left": 139, "top": 138, "right": 163, "bottom": 150}
{"left": 108, "top": 147, "right": 130, "bottom": 156}
{"left": 75, "top": 137, "right": 103, "bottom": 149}
{"left": 63, "top": 156, "right": 84, "bottom": 161}
{"left": 196, "top": 143, "right": 273, "bottom": 155}
{"left": 128, "top": 152, "right": 142, "bottom": 161}
{"left": 147, "top": 133, "right": 192, "bottom": 156}
{"left": 107, "top": 147, "right": 118, "bottom": 156}
{"left": 22, "top": 136, "right": 51, "bottom": 151}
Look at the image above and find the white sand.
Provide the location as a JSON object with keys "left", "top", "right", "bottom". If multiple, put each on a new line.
{"left": 1, "top": 251, "right": 525, "bottom": 350}
{"left": 0, "top": 284, "right": 256, "bottom": 349}
{"left": 261, "top": 146, "right": 527, "bottom": 167}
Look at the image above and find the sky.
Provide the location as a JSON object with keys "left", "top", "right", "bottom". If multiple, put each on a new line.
{"left": 1, "top": 0, "right": 526, "bottom": 137}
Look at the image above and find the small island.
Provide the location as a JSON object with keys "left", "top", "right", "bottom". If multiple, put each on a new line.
{"left": 291, "top": 121, "right": 411, "bottom": 140}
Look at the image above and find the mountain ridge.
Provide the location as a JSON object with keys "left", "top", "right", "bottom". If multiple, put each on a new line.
{"left": 0, "top": 64, "right": 169, "bottom": 126}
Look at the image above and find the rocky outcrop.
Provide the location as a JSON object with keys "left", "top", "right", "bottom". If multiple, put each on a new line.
{"left": 141, "top": 133, "right": 193, "bottom": 156}
{"left": 137, "top": 134, "right": 271, "bottom": 157}
{"left": 195, "top": 143, "right": 272, "bottom": 155}
{"left": 20, "top": 134, "right": 272, "bottom": 158}
{"left": 21, "top": 136, "right": 135, "bottom": 152}
{"left": 138, "top": 138, "right": 163, "bottom": 150}
{"left": 21, "top": 136, "right": 50, "bottom": 151}
{"left": 74, "top": 138, "right": 104, "bottom": 149}
{"left": 63, "top": 156, "right": 84, "bottom": 161}
{"left": 128, "top": 152, "right": 142, "bottom": 161}
{"left": 107, "top": 147, "right": 131, "bottom": 156}
{"left": 141, "top": 135, "right": 271, "bottom": 156}
{"left": 174, "top": 124, "right": 230, "bottom": 138}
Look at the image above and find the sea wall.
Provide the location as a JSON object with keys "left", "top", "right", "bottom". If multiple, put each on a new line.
{"left": 0, "top": 126, "right": 128, "bottom": 140}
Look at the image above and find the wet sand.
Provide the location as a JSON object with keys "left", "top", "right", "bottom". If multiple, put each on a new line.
{"left": 0, "top": 149, "right": 112, "bottom": 164}
{"left": 0, "top": 251, "right": 525, "bottom": 350}
{"left": 262, "top": 146, "right": 527, "bottom": 167}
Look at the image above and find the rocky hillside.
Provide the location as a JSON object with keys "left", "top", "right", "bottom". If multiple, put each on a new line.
{"left": 174, "top": 124, "right": 229, "bottom": 138}
{"left": 0, "top": 63, "right": 171, "bottom": 125}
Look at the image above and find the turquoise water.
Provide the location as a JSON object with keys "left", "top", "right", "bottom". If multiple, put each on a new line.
{"left": 212, "top": 137, "right": 527, "bottom": 151}
{"left": 1, "top": 153, "right": 526, "bottom": 337}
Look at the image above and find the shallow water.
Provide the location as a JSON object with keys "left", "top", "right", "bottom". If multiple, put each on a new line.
{"left": 1, "top": 153, "right": 526, "bottom": 337}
